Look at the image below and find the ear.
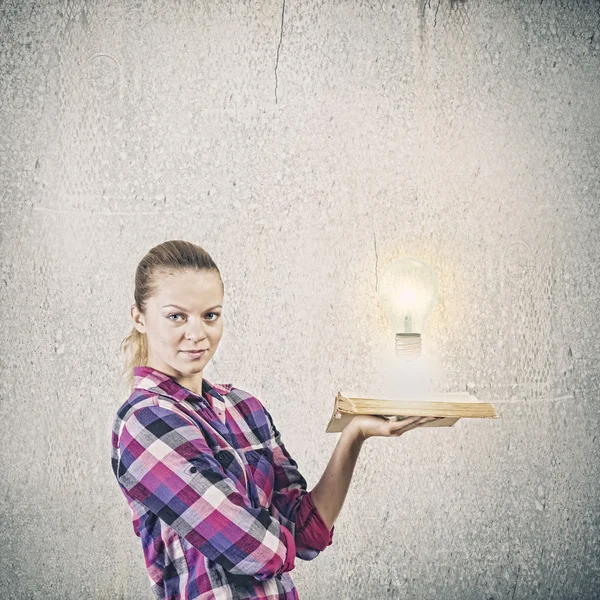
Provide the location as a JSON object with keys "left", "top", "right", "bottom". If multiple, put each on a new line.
{"left": 131, "top": 303, "right": 145, "bottom": 334}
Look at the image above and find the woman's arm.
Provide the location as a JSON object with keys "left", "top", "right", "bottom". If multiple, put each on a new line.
{"left": 308, "top": 425, "right": 365, "bottom": 531}
{"left": 309, "top": 415, "right": 441, "bottom": 530}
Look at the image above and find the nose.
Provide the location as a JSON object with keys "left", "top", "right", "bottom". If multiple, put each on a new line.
{"left": 185, "top": 319, "right": 208, "bottom": 342}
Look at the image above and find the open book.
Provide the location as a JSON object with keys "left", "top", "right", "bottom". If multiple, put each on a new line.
{"left": 326, "top": 391, "right": 499, "bottom": 433}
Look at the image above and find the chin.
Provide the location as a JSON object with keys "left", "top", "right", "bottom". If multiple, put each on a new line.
{"left": 182, "top": 355, "right": 207, "bottom": 365}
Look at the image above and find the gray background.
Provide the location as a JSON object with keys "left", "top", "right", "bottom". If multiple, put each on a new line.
{"left": 1, "top": 0, "right": 599, "bottom": 598}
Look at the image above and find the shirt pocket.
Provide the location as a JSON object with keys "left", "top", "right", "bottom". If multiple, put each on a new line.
{"left": 243, "top": 447, "right": 275, "bottom": 509}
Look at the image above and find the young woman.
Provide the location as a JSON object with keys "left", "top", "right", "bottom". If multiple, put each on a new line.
{"left": 111, "top": 239, "right": 441, "bottom": 600}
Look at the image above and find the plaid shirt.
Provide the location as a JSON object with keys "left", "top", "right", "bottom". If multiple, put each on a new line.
{"left": 111, "top": 366, "right": 334, "bottom": 600}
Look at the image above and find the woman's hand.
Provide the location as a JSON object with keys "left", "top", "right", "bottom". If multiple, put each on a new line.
{"left": 344, "top": 414, "right": 444, "bottom": 442}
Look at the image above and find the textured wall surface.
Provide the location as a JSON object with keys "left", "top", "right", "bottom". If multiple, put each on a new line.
{"left": 1, "top": 0, "right": 599, "bottom": 598}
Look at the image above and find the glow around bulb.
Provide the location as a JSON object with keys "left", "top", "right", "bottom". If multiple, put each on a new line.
{"left": 377, "top": 257, "right": 438, "bottom": 360}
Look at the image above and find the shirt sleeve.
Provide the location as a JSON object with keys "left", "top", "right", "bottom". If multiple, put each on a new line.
{"left": 262, "top": 408, "right": 335, "bottom": 560}
{"left": 116, "top": 403, "right": 297, "bottom": 580}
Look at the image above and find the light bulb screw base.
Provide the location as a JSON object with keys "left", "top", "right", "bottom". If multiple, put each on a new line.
{"left": 395, "top": 333, "right": 421, "bottom": 361}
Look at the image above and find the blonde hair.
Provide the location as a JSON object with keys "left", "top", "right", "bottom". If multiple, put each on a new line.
{"left": 119, "top": 240, "right": 223, "bottom": 395}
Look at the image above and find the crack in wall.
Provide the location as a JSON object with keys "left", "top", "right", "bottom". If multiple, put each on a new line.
{"left": 422, "top": 0, "right": 441, "bottom": 27}
{"left": 434, "top": 0, "right": 441, "bottom": 27}
{"left": 274, "top": 0, "right": 286, "bottom": 104}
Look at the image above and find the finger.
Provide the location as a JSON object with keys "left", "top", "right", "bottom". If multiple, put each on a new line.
{"left": 392, "top": 416, "right": 444, "bottom": 435}
{"left": 392, "top": 417, "right": 433, "bottom": 434}
{"left": 398, "top": 416, "right": 430, "bottom": 426}
{"left": 389, "top": 417, "right": 426, "bottom": 433}
{"left": 391, "top": 423, "right": 422, "bottom": 436}
{"left": 388, "top": 416, "right": 421, "bottom": 430}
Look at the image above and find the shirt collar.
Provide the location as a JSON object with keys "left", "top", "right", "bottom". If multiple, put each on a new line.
{"left": 133, "top": 365, "right": 230, "bottom": 407}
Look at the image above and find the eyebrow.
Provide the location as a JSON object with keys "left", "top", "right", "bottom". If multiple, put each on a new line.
{"left": 163, "top": 304, "right": 223, "bottom": 311}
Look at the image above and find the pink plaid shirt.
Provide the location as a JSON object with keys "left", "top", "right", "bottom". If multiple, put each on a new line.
{"left": 111, "top": 366, "right": 334, "bottom": 599}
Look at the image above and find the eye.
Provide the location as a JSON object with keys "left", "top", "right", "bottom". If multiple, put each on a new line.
{"left": 167, "top": 312, "right": 221, "bottom": 322}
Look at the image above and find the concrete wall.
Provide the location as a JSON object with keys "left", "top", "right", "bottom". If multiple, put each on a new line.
{"left": 1, "top": 0, "right": 599, "bottom": 598}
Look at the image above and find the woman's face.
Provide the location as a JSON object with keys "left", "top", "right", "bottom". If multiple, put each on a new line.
{"left": 132, "top": 269, "right": 224, "bottom": 385}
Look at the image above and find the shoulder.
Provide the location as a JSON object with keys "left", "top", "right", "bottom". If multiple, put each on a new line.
{"left": 113, "top": 390, "right": 197, "bottom": 432}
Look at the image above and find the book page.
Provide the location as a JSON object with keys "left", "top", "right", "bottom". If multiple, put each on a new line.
{"left": 340, "top": 391, "right": 484, "bottom": 404}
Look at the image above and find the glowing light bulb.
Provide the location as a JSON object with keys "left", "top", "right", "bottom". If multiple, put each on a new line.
{"left": 377, "top": 257, "right": 438, "bottom": 361}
